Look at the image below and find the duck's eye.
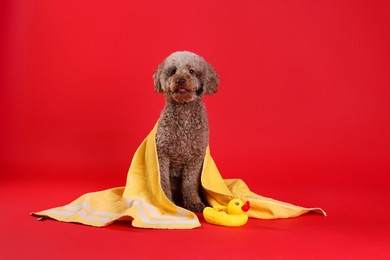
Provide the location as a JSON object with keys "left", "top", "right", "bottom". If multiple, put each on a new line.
{"left": 169, "top": 68, "right": 177, "bottom": 76}
{"left": 189, "top": 69, "right": 195, "bottom": 75}
{"left": 235, "top": 202, "right": 240, "bottom": 206}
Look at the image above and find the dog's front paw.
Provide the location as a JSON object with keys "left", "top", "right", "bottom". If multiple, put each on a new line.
{"left": 184, "top": 201, "right": 206, "bottom": 213}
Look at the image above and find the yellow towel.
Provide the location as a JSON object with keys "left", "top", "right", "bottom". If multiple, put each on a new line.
{"left": 33, "top": 123, "right": 326, "bottom": 229}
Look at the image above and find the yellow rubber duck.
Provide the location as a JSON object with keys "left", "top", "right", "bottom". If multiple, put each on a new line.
{"left": 203, "top": 199, "right": 250, "bottom": 227}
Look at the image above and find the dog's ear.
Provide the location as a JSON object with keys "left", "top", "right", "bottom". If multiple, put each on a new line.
{"left": 203, "top": 62, "right": 219, "bottom": 95}
{"left": 153, "top": 62, "right": 164, "bottom": 93}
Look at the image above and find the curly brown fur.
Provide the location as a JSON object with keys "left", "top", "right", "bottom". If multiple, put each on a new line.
{"left": 153, "top": 51, "right": 219, "bottom": 212}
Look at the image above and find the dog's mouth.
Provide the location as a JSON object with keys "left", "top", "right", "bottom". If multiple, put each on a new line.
{"left": 169, "top": 84, "right": 203, "bottom": 103}
{"left": 170, "top": 85, "right": 197, "bottom": 103}
{"left": 175, "top": 86, "right": 189, "bottom": 93}
{"left": 174, "top": 86, "right": 203, "bottom": 96}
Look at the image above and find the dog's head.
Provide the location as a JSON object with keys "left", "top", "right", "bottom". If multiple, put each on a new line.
{"left": 153, "top": 51, "right": 219, "bottom": 103}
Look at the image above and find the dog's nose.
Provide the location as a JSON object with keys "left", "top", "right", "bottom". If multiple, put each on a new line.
{"left": 176, "top": 78, "right": 186, "bottom": 86}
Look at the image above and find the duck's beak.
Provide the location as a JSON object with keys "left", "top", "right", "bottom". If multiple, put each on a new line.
{"left": 241, "top": 201, "right": 250, "bottom": 212}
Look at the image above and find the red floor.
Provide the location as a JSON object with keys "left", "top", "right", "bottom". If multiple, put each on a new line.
{"left": 2, "top": 172, "right": 389, "bottom": 259}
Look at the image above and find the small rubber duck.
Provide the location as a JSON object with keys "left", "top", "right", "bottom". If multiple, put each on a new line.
{"left": 203, "top": 198, "right": 250, "bottom": 227}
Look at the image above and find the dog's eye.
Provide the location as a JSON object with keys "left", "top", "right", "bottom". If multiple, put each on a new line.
{"left": 189, "top": 69, "right": 195, "bottom": 75}
{"left": 169, "top": 68, "right": 177, "bottom": 76}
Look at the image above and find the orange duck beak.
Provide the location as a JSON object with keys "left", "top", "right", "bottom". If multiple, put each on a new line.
{"left": 241, "top": 201, "right": 250, "bottom": 212}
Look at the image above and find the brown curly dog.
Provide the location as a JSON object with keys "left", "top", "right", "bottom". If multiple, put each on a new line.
{"left": 153, "top": 51, "right": 219, "bottom": 212}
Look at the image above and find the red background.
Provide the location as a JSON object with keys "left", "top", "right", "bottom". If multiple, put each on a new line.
{"left": 1, "top": 0, "right": 389, "bottom": 259}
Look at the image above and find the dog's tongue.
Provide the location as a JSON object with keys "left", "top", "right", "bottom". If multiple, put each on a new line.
{"left": 178, "top": 87, "right": 187, "bottom": 93}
